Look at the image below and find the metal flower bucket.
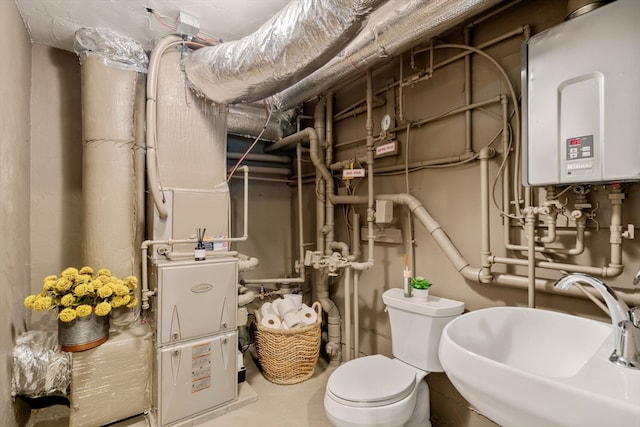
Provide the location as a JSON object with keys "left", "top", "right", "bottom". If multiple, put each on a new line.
{"left": 58, "top": 312, "right": 109, "bottom": 352}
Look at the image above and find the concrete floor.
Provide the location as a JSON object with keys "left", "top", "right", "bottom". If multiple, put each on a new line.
{"left": 25, "top": 351, "right": 335, "bottom": 427}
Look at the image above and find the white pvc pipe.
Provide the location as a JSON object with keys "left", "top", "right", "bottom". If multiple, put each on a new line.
{"left": 479, "top": 147, "right": 493, "bottom": 280}
{"left": 525, "top": 209, "right": 537, "bottom": 308}
{"left": 297, "top": 142, "right": 306, "bottom": 280}
{"left": 146, "top": 35, "right": 183, "bottom": 220}
{"left": 353, "top": 270, "right": 360, "bottom": 359}
{"left": 227, "top": 165, "right": 250, "bottom": 242}
{"left": 238, "top": 256, "right": 260, "bottom": 272}
{"left": 351, "top": 68, "right": 375, "bottom": 272}
{"left": 162, "top": 250, "right": 239, "bottom": 260}
{"left": 264, "top": 120, "right": 343, "bottom": 363}
{"left": 241, "top": 277, "right": 304, "bottom": 284}
{"left": 141, "top": 238, "right": 199, "bottom": 310}
{"left": 352, "top": 212, "right": 361, "bottom": 360}
{"left": 330, "top": 192, "right": 639, "bottom": 307}
{"left": 226, "top": 152, "right": 291, "bottom": 163}
{"left": 344, "top": 267, "right": 352, "bottom": 362}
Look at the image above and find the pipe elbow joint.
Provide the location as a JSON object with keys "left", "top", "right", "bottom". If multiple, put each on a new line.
{"left": 325, "top": 342, "right": 341, "bottom": 358}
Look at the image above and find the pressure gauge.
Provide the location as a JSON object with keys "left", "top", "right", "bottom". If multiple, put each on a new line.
{"left": 381, "top": 114, "right": 391, "bottom": 131}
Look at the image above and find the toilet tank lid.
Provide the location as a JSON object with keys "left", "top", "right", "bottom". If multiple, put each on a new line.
{"left": 382, "top": 288, "right": 464, "bottom": 317}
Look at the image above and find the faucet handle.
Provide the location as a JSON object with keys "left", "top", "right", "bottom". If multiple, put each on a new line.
{"left": 610, "top": 319, "right": 640, "bottom": 369}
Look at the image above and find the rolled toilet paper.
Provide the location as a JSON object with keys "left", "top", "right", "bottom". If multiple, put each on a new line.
{"left": 298, "top": 305, "right": 318, "bottom": 325}
{"left": 261, "top": 313, "right": 281, "bottom": 329}
{"left": 260, "top": 302, "right": 275, "bottom": 317}
{"left": 271, "top": 298, "right": 281, "bottom": 317}
{"left": 277, "top": 297, "right": 296, "bottom": 316}
{"left": 283, "top": 311, "right": 300, "bottom": 328}
{"left": 283, "top": 293, "right": 303, "bottom": 310}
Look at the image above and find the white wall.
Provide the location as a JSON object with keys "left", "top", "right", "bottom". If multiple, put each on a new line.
{"left": 0, "top": 1, "right": 32, "bottom": 425}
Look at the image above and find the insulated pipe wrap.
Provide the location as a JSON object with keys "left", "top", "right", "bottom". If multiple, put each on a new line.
{"left": 80, "top": 54, "right": 140, "bottom": 278}
{"left": 74, "top": 27, "right": 148, "bottom": 73}
{"left": 184, "top": 0, "right": 385, "bottom": 105}
{"left": 271, "top": 0, "right": 503, "bottom": 110}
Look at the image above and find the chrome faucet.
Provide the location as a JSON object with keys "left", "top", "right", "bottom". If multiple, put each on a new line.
{"left": 554, "top": 273, "right": 640, "bottom": 370}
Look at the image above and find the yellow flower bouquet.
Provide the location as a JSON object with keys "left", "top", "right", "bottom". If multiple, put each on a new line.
{"left": 24, "top": 266, "right": 139, "bottom": 323}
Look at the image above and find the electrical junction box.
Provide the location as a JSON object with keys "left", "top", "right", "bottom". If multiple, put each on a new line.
{"left": 176, "top": 11, "right": 200, "bottom": 39}
{"left": 375, "top": 200, "right": 393, "bottom": 224}
{"left": 522, "top": 0, "right": 640, "bottom": 186}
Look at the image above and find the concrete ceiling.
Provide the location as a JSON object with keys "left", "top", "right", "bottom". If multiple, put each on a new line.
{"left": 15, "top": 0, "right": 292, "bottom": 52}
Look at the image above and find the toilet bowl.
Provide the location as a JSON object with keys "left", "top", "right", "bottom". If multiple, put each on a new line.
{"left": 324, "top": 355, "right": 430, "bottom": 427}
{"left": 324, "top": 288, "right": 464, "bottom": 427}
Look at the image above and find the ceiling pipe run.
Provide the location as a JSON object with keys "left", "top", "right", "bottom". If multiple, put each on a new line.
{"left": 184, "top": 0, "right": 386, "bottom": 105}
{"left": 270, "top": 0, "right": 503, "bottom": 111}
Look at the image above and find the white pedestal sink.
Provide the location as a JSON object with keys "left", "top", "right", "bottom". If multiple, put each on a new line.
{"left": 438, "top": 307, "right": 640, "bottom": 427}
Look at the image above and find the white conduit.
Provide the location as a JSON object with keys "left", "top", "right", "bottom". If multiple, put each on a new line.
{"left": 238, "top": 253, "right": 260, "bottom": 272}
{"left": 350, "top": 68, "right": 375, "bottom": 272}
{"left": 227, "top": 152, "right": 291, "bottom": 164}
{"left": 353, "top": 270, "right": 360, "bottom": 359}
{"left": 344, "top": 267, "right": 352, "bottom": 362}
{"left": 146, "top": 35, "right": 182, "bottom": 220}
{"left": 184, "top": 0, "right": 385, "bottom": 105}
{"left": 352, "top": 212, "right": 361, "bottom": 359}
{"left": 297, "top": 142, "right": 306, "bottom": 280}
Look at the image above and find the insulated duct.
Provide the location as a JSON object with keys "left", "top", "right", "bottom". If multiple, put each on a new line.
{"left": 74, "top": 29, "right": 147, "bottom": 280}
{"left": 228, "top": 103, "right": 296, "bottom": 142}
{"left": 270, "top": 0, "right": 503, "bottom": 110}
{"left": 184, "top": 0, "right": 385, "bottom": 105}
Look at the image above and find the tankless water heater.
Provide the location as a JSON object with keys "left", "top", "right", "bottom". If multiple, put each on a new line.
{"left": 522, "top": 0, "right": 640, "bottom": 186}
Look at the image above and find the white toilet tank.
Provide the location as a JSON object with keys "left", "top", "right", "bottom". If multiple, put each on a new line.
{"left": 382, "top": 288, "right": 464, "bottom": 372}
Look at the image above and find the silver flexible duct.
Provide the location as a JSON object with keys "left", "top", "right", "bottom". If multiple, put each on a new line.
{"left": 184, "top": 0, "right": 385, "bottom": 105}
{"left": 228, "top": 104, "right": 296, "bottom": 142}
{"left": 270, "top": 0, "right": 503, "bottom": 110}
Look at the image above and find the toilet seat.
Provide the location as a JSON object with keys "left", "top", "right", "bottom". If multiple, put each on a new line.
{"left": 326, "top": 355, "right": 416, "bottom": 408}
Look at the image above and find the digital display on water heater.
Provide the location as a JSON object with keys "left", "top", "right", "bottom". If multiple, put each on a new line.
{"left": 566, "top": 135, "right": 594, "bottom": 160}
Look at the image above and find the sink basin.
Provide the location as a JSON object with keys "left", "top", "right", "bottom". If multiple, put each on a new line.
{"left": 439, "top": 307, "right": 640, "bottom": 427}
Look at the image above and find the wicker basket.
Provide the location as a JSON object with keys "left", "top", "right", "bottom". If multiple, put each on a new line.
{"left": 254, "top": 301, "right": 322, "bottom": 385}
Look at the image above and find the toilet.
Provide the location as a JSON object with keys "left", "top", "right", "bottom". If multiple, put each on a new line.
{"left": 324, "top": 288, "right": 464, "bottom": 427}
